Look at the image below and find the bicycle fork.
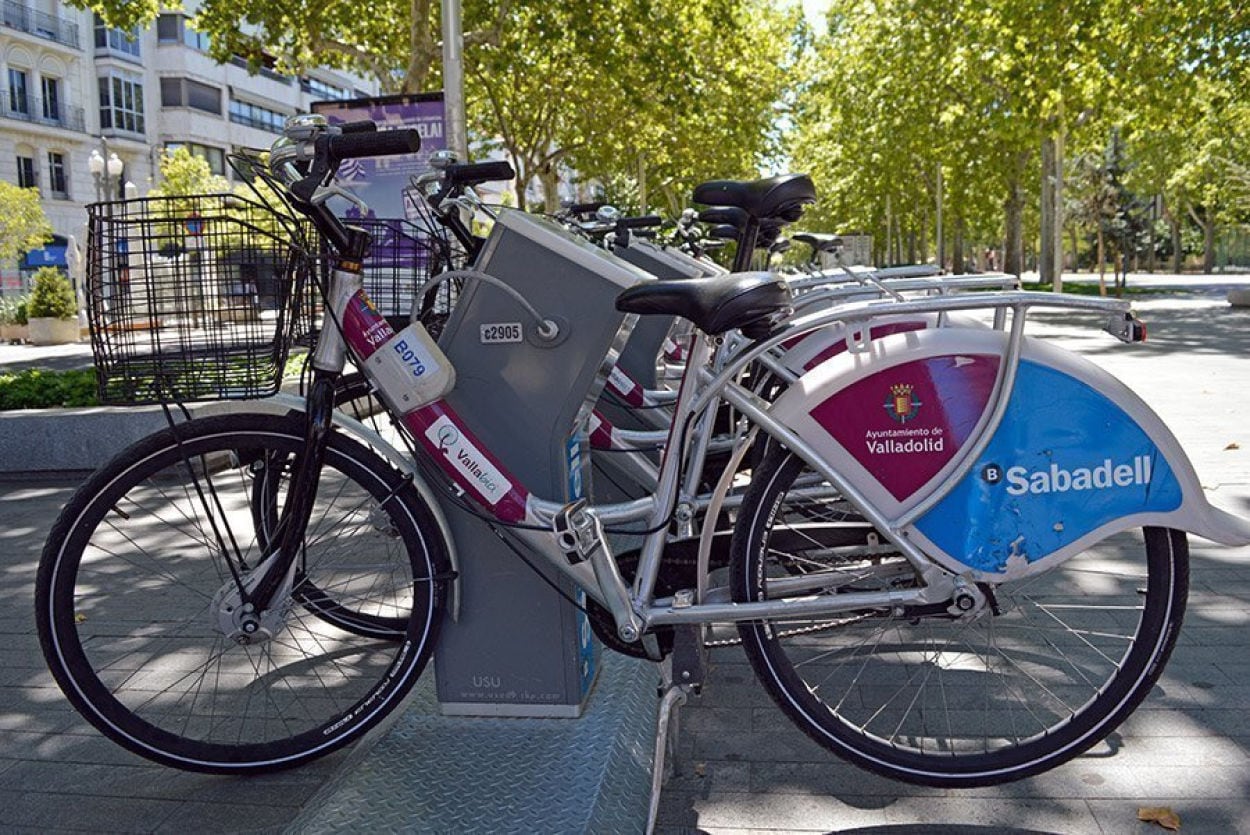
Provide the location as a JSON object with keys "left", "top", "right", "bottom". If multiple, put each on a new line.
{"left": 228, "top": 257, "right": 365, "bottom": 640}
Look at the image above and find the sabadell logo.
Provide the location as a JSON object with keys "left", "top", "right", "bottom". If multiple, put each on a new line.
{"left": 1004, "top": 456, "right": 1153, "bottom": 496}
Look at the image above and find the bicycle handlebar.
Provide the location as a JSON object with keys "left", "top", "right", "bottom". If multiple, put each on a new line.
{"left": 616, "top": 215, "right": 663, "bottom": 230}
{"left": 325, "top": 129, "right": 422, "bottom": 164}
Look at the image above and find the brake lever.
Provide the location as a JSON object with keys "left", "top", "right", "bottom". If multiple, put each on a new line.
{"left": 310, "top": 182, "right": 369, "bottom": 213}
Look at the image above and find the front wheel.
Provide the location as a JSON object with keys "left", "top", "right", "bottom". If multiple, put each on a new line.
{"left": 731, "top": 445, "right": 1188, "bottom": 787}
{"left": 36, "top": 412, "right": 451, "bottom": 774}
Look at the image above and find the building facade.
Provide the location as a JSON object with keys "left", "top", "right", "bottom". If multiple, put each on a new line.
{"left": 0, "top": 0, "right": 378, "bottom": 291}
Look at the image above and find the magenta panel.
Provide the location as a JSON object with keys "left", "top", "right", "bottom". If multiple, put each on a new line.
{"left": 809, "top": 354, "right": 1000, "bottom": 501}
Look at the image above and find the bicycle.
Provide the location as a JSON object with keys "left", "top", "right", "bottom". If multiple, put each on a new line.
{"left": 38, "top": 116, "right": 1250, "bottom": 803}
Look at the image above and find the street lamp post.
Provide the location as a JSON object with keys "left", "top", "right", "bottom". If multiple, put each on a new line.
{"left": 87, "top": 146, "right": 123, "bottom": 203}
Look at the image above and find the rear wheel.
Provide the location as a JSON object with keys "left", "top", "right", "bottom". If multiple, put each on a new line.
{"left": 731, "top": 445, "right": 1187, "bottom": 787}
{"left": 37, "top": 412, "right": 450, "bottom": 773}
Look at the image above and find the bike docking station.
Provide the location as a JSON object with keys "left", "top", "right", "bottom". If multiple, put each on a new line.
{"left": 430, "top": 207, "right": 658, "bottom": 718}
{"left": 289, "top": 209, "right": 666, "bottom": 833}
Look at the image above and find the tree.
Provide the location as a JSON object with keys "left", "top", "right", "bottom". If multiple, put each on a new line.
{"left": 148, "top": 146, "right": 231, "bottom": 198}
{"left": 73, "top": 0, "right": 508, "bottom": 94}
{"left": 0, "top": 182, "right": 53, "bottom": 265}
{"left": 790, "top": 0, "right": 1249, "bottom": 280}
{"left": 1067, "top": 149, "right": 1118, "bottom": 290}
{"left": 466, "top": 0, "right": 798, "bottom": 212}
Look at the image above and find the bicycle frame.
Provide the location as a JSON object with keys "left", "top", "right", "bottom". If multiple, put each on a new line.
{"left": 307, "top": 253, "right": 1203, "bottom": 647}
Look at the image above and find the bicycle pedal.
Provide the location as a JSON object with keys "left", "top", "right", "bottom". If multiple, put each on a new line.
{"left": 1105, "top": 312, "right": 1147, "bottom": 343}
{"left": 552, "top": 498, "right": 605, "bottom": 564}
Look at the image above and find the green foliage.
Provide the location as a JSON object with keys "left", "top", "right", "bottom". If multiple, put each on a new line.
{"left": 0, "top": 294, "right": 29, "bottom": 326}
{"left": 26, "top": 268, "right": 77, "bottom": 320}
{"left": 150, "top": 147, "right": 230, "bottom": 198}
{"left": 467, "top": 0, "right": 800, "bottom": 213}
{"left": 0, "top": 368, "right": 100, "bottom": 410}
{"left": 65, "top": 0, "right": 159, "bottom": 32}
{"left": 790, "top": 0, "right": 1250, "bottom": 270}
{"left": 0, "top": 181, "right": 53, "bottom": 265}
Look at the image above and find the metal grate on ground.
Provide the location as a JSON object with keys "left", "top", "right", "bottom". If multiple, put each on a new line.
{"left": 287, "top": 651, "right": 659, "bottom": 834}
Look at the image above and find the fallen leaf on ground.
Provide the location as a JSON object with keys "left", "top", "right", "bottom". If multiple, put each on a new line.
{"left": 74, "top": 613, "right": 87, "bottom": 624}
{"left": 1225, "top": 442, "right": 1241, "bottom": 450}
{"left": 1138, "top": 806, "right": 1181, "bottom": 831}
{"left": 693, "top": 762, "right": 707, "bottom": 777}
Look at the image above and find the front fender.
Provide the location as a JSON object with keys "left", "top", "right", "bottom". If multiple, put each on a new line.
{"left": 769, "top": 328, "right": 1250, "bottom": 582}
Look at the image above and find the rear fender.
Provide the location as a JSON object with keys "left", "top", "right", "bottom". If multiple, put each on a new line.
{"left": 777, "top": 312, "right": 983, "bottom": 376}
{"left": 768, "top": 328, "right": 1250, "bottom": 582}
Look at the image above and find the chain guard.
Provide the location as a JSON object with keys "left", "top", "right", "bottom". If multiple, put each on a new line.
{"left": 588, "top": 537, "right": 732, "bottom": 660}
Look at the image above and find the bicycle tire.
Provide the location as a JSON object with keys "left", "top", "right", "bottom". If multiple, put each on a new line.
{"left": 731, "top": 444, "right": 1187, "bottom": 787}
{"left": 36, "top": 412, "right": 450, "bottom": 774}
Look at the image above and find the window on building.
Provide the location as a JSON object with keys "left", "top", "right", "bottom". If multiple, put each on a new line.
{"left": 41, "top": 76, "right": 60, "bottom": 121}
{"left": 8, "top": 68, "right": 29, "bottom": 115}
{"left": 156, "top": 14, "right": 179, "bottom": 42}
{"left": 99, "top": 72, "right": 145, "bottom": 134}
{"left": 47, "top": 152, "right": 68, "bottom": 198}
{"left": 300, "top": 76, "right": 350, "bottom": 100}
{"left": 94, "top": 14, "right": 141, "bottom": 57}
{"left": 184, "top": 25, "right": 210, "bottom": 50}
{"left": 16, "top": 156, "right": 37, "bottom": 190}
{"left": 228, "top": 99, "right": 289, "bottom": 134}
{"left": 156, "top": 14, "right": 210, "bottom": 50}
{"left": 164, "top": 141, "right": 226, "bottom": 176}
{"left": 159, "top": 77, "right": 222, "bottom": 115}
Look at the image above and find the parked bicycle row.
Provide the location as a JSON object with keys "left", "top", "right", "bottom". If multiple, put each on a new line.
{"left": 35, "top": 116, "right": 1250, "bottom": 833}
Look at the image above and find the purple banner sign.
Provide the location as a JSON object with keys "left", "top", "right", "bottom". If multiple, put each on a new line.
{"left": 312, "top": 93, "right": 446, "bottom": 221}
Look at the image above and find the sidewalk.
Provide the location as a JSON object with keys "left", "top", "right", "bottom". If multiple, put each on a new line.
{"left": 0, "top": 286, "right": 1247, "bottom": 833}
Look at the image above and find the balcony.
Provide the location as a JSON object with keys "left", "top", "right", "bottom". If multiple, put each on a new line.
{"left": 2, "top": 90, "right": 86, "bottom": 132}
{"left": 1, "top": 1, "right": 80, "bottom": 49}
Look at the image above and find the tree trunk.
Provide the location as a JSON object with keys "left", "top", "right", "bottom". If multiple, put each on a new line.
{"left": 1170, "top": 219, "right": 1182, "bottom": 272}
{"left": 1203, "top": 217, "right": 1216, "bottom": 274}
{"left": 401, "top": 0, "right": 437, "bottom": 93}
{"left": 920, "top": 204, "right": 929, "bottom": 264}
{"left": 1162, "top": 200, "right": 1182, "bottom": 273}
{"left": 935, "top": 165, "right": 943, "bottom": 270}
{"left": 953, "top": 217, "right": 965, "bottom": 275}
{"left": 1040, "top": 138, "right": 1055, "bottom": 286}
{"left": 538, "top": 164, "right": 561, "bottom": 214}
{"left": 1096, "top": 227, "right": 1106, "bottom": 296}
{"left": 1003, "top": 177, "right": 1024, "bottom": 277}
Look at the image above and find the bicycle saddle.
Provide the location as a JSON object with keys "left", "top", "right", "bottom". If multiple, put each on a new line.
{"left": 793, "top": 232, "right": 844, "bottom": 253}
{"left": 615, "top": 271, "right": 792, "bottom": 338}
{"left": 692, "top": 174, "right": 817, "bottom": 221}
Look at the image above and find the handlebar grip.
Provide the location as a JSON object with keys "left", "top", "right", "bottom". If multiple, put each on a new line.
{"left": 446, "top": 161, "right": 516, "bottom": 187}
{"left": 326, "top": 128, "right": 421, "bottom": 162}
{"left": 616, "top": 214, "right": 663, "bottom": 230}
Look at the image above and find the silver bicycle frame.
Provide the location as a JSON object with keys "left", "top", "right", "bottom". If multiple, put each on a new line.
{"left": 512, "top": 289, "right": 1134, "bottom": 636}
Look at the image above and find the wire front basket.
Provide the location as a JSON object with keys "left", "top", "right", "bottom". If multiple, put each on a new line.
{"left": 86, "top": 193, "right": 313, "bottom": 405}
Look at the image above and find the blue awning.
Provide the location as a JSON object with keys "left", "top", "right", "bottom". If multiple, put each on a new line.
{"left": 21, "top": 244, "right": 68, "bottom": 269}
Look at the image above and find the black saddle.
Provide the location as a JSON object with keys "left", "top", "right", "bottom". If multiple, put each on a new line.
{"left": 692, "top": 174, "right": 817, "bottom": 221}
{"left": 793, "top": 232, "right": 844, "bottom": 253}
{"left": 616, "top": 272, "right": 792, "bottom": 338}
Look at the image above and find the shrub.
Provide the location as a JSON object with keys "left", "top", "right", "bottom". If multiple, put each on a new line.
{"left": 14, "top": 298, "right": 27, "bottom": 326}
{"left": 0, "top": 295, "right": 23, "bottom": 326}
{"left": 0, "top": 368, "right": 100, "bottom": 410}
{"left": 27, "top": 267, "right": 77, "bottom": 320}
